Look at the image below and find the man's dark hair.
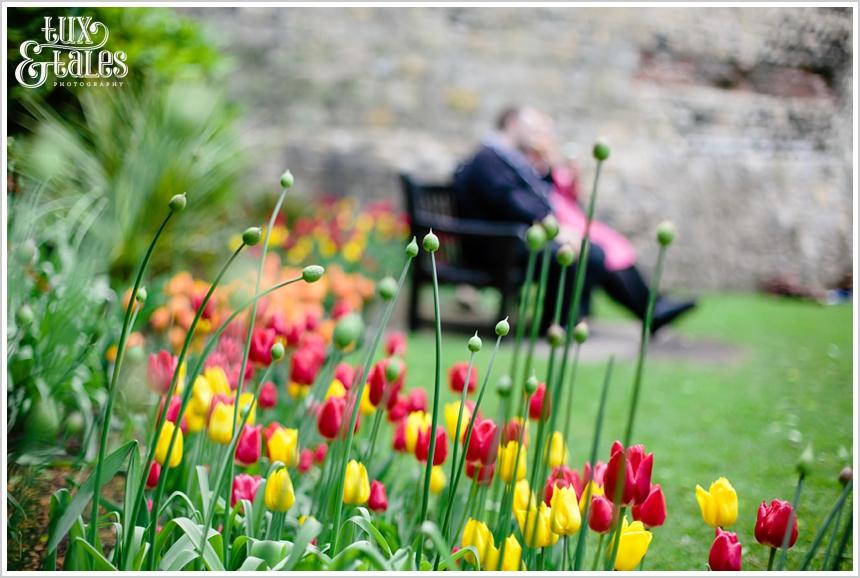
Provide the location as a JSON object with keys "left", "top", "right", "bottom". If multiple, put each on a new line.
{"left": 496, "top": 106, "right": 521, "bottom": 130}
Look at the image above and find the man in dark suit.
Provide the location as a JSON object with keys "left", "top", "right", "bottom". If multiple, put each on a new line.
{"left": 454, "top": 106, "right": 695, "bottom": 333}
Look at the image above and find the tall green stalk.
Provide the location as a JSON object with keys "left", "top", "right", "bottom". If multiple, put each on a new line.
{"left": 777, "top": 472, "right": 805, "bottom": 570}
{"left": 89, "top": 198, "right": 180, "bottom": 546}
{"left": 330, "top": 238, "right": 416, "bottom": 555}
{"left": 505, "top": 249, "right": 538, "bottom": 423}
{"left": 800, "top": 481, "right": 852, "bottom": 569}
{"left": 573, "top": 356, "right": 615, "bottom": 569}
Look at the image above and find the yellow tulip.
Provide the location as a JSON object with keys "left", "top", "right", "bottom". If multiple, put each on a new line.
{"left": 189, "top": 375, "right": 213, "bottom": 416}
{"left": 236, "top": 392, "right": 257, "bottom": 425}
{"left": 359, "top": 386, "right": 376, "bottom": 416}
{"left": 175, "top": 362, "right": 187, "bottom": 394}
{"left": 578, "top": 480, "right": 604, "bottom": 512}
{"left": 208, "top": 402, "right": 234, "bottom": 445}
{"left": 264, "top": 467, "right": 295, "bottom": 512}
{"left": 695, "top": 476, "right": 738, "bottom": 527}
{"left": 405, "top": 411, "right": 430, "bottom": 453}
{"left": 288, "top": 381, "right": 311, "bottom": 399}
{"left": 546, "top": 431, "right": 568, "bottom": 468}
{"left": 267, "top": 426, "right": 299, "bottom": 467}
{"left": 155, "top": 421, "right": 183, "bottom": 468}
{"left": 203, "top": 366, "right": 231, "bottom": 396}
{"left": 430, "top": 465, "right": 447, "bottom": 494}
{"left": 343, "top": 460, "right": 371, "bottom": 505}
{"left": 444, "top": 401, "right": 472, "bottom": 442}
{"left": 185, "top": 410, "right": 205, "bottom": 433}
{"left": 485, "top": 534, "right": 523, "bottom": 571}
{"left": 610, "top": 517, "right": 652, "bottom": 571}
{"left": 343, "top": 241, "right": 363, "bottom": 263}
{"left": 513, "top": 479, "right": 535, "bottom": 513}
{"left": 326, "top": 379, "right": 347, "bottom": 400}
{"left": 550, "top": 484, "right": 582, "bottom": 536}
{"left": 515, "top": 502, "right": 559, "bottom": 548}
{"left": 498, "top": 441, "right": 527, "bottom": 482}
{"left": 461, "top": 518, "right": 494, "bottom": 566}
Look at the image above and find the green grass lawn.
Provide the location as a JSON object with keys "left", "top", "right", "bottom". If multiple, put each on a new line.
{"left": 401, "top": 292, "right": 853, "bottom": 570}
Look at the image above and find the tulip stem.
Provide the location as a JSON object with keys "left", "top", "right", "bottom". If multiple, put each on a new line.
{"left": 821, "top": 490, "right": 848, "bottom": 569}
{"left": 447, "top": 349, "right": 477, "bottom": 514}
{"left": 801, "top": 480, "right": 852, "bottom": 569}
{"left": 561, "top": 536, "right": 569, "bottom": 571}
{"left": 622, "top": 243, "right": 666, "bottom": 447}
{"left": 415, "top": 250, "right": 444, "bottom": 568}
{"left": 829, "top": 501, "right": 853, "bottom": 570}
{"left": 777, "top": 473, "right": 804, "bottom": 570}
{"left": 591, "top": 532, "right": 605, "bottom": 570}
{"left": 495, "top": 391, "right": 531, "bottom": 566}
{"left": 573, "top": 356, "right": 615, "bottom": 569}
{"left": 437, "top": 333, "right": 505, "bottom": 567}
{"left": 521, "top": 246, "right": 551, "bottom": 389}
{"left": 767, "top": 547, "right": 776, "bottom": 571}
{"left": 332, "top": 252, "right": 413, "bottom": 556}
{"left": 195, "top": 363, "right": 274, "bottom": 567}
{"left": 506, "top": 249, "right": 538, "bottom": 424}
{"left": 604, "top": 505, "right": 627, "bottom": 571}
{"left": 90, "top": 210, "right": 173, "bottom": 548}
{"left": 561, "top": 343, "right": 582, "bottom": 453}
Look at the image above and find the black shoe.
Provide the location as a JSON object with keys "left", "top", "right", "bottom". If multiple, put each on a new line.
{"left": 650, "top": 298, "right": 697, "bottom": 334}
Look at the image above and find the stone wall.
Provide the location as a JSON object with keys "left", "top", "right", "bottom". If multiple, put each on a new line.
{"left": 187, "top": 6, "right": 853, "bottom": 291}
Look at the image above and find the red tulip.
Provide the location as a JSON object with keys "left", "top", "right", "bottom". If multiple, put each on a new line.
{"left": 298, "top": 448, "right": 314, "bottom": 473}
{"left": 589, "top": 495, "right": 615, "bottom": 534}
{"left": 291, "top": 348, "right": 322, "bottom": 385}
{"left": 406, "top": 388, "right": 427, "bottom": 413}
{"left": 318, "top": 396, "right": 346, "bottom": 439}
{"left": 603, "top": 441, "right": 653, "bottom": 506}
{"left": 368, "top": 362, "right": 387, "bottom": 406}
{"left": 258, "top": 381, "right": 278, "bottom": 409}
{"left": 582, "top": 461, "right": 607, "bottom": 488}
{"left": 392, "top": 419, "right": 408, "bottom": 452}
{"left": 709, "top": 528, "right": 742, "bottom": 571}
{"left": 502, "top": 418, "right": 529, "bottom": 446}
{"left": 448, "top": 361, "right": 477, "bottom": 394}
{"left": 146, "top": 461, "right": 161, "bottom": 489}
{"left": 415, "top": 425, "right": 448, "bottom": 466}
{"left": 368, "top": 480, "right": 388, "bottom": 512}
{"left": 263, "top": 421, "right": 282, "bottom": 441}
{"left": 528, "top": 383, "right": 550, "bottom": 420}
{"left": 385, "top": 331, "right": 408, "bottom": 356}
{"left": 755, "top": 499, "right": 798, "bottom": 549}
{"left": 331, "top": 299, "right": 352, "bottom": 320}
{"left": 231, "top": 473, "right": 262, "bottom": 507}
{"left": 388, "top": 395, "right": 409, "bottom": 422}
{"left": 335, "top": 363, "right": 356, "bottom": 389}
{"left": 234, "top": 424, "right": 262, "bottom": 466}
{"left": 313, "top": 443, "right": 327, "bottom": 464}
{"left": 249, "top": 328, "right": 277, "bottom": 366}
{"left": 147, "top": 350, "right": 180, "bottom": 394}
{"left": 466, "top": 461, "right": 495, "bottom": 485}
{"left": 304, "top": 311, "right": 320, "bottom": 332}
{"left": 465, "top": 418, "right": 499, "bottom": 465}
{"left": 158, "top": 395, "right": 187, "bottom": 432}
{"left": 632, "top": 483, "right": 667, "bottom": 528}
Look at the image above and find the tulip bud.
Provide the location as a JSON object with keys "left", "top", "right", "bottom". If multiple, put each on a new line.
{"left": 709, "top": 528, "right": 742, "bottom": 571}
{"left": 146, "top": 461, "right": 161, "bottom": 489}
{"left": 526, "top": 224, "right": 546, "bottom": 251}
{"left": 264, "top": 467, "right": 295, "bottom": 512}
{"left": 495, "top": 317, "right": 510, "bottom": 337}
{"left": 377, "top": 276, "right": 398, "bottom": 301}
{"left": 592, "top": 141, "right": 610, "bottom": 161}
{"left": 468, "top": 332, "right": 482, "bottom": 352}
{"left": 656, "top": 221, "right": 675, "bottom": 247}
{"left": 573, "top": 322, "right": 589, "bottom": 344}
{"left": 496, "top": 374, "right": 513, "bottom": 397}
{"left": 524, "top": 374, "right": 539, "bottom": 395}
{"left": 368, "top": 480, "right": 388, "bottom": 512}
{"left": 15, "top": 304, "right": 34, "bottom": 327}
{"left": 405, "top": 237, "right": 419, "bottom": 258}
{"left": 168, "top": 193, "right": 187, "bottom": 212}
{"left": 385, "top": 357, "right": 404, "bottom": 383}
{"left": 547, "top": 324, "right": 565, "bottom": 347}
{"left": 797, "top": 443, "right": 814, "bottom": 477}
{"left": 589, "top": 494, "right": 614, "bottom": 533}
{"left": 423, "top": 230, "right": 440, "bottom": 252}
{"left": 343, "top": 460, "right": 371, "bottom": 505}
{"left": 528, "top": 383, "right": 549, "bottom": 420}
{"left": 280, "top": 169, "right": 295, "bottom": 189}
{"left": 542, "top": 214, "right": 560, "bottom": 241}
{"left": 333, "top": 313, "right": 363, "bottom": 350}
{"left": 135, "top": 287, "right": 148, "bottom": 303}
{"left": 271, "top": 342, "right": 285, "bottom": 361}
{"left": 242, "top": 227, "right": 262, "bottom": 246}
{"left": 839, "top": 467, "right": 852, "bottom": 485}
{"left": 302, "top": 265, "right": 325, "bottom": 283}
{"left": 557, "top": 244, "right": 575, "bottom": 267}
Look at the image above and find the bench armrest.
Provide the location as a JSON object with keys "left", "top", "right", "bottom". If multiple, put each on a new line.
{"left": 413, "top": 212, "right": 527, "bottom": 240}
